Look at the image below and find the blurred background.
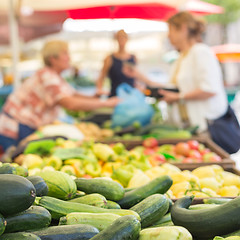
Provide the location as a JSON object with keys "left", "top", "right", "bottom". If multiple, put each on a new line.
{"left": 0, "top": 0, "right": 240, "bottom": 107}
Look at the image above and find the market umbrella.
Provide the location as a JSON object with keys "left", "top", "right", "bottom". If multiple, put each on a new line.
{"left": 67, "top": 0, "right": 224, "bottom": 20}
{"left": 212, "top": 44, "right": 240, "bottom": 63}
{"left": 0, "top": 10, "right": 67, "bottom": 44}
{"left": 0, "top": 0, "right": 188, "bottom": 11}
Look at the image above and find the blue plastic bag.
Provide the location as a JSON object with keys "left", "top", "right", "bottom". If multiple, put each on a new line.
{"left": 111, "top": 83, "right": 154, "bottom": 128}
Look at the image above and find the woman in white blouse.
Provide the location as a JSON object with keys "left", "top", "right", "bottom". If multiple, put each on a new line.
{"left": 160, "top": 11, "right": 228, "bottom": 132}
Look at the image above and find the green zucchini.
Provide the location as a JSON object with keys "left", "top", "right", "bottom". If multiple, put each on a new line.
{"left": 151, "top": 212, "right": 171, "bottom": 227}
{"left": 189, "top": 203, "right": 217, "bottom": 210}
{"left": 38, "top": 196, "right": 140, "bottom": 220}
{"left": 74, "top": 178, "right": 124, "bottom": 201}
{"left": 118, "top": 175, "right": 172, "bottom": 209}
{"left": 4, "top": 206, "right": 51, "bottom": 233}
{"left": 90, "top": 215, "right": 141, "bottom": 240}
{"left": 0, "top": 164, "right": 16, "bottom": 174}
{"left": 68, "top": 193, "right": 107, "bottom": 208}
{"left": 0, "top": 174, "right": 36, "bottom": 216}
{"left": 0, "top": 232, "right": 41, "bottom": 240}
{"left": 130, "top": 194, "right": 169, "bottom": 228}
{"left": 103, "top": 200, "right": 121, "bottom": 209}
{"left": 26, "top": 176, "right": 48, "bottom": 197}
{"left": 30, "top": 224, "right": 99, "bottom": 240}
{"left": 0, "top": 214, "right": 6, "bottom": 236}
{"left": 171, "top": 196, "right": 240, "bottom": 239}
{"left": 203, "top": 198, "right": 232, "bottom": 205}
{"left": 59, "top": 212, "right": 121, "bottom": 231}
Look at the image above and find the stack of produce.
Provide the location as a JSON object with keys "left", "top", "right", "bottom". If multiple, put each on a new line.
{"left": 1, "top": 165, "right": 240, "bottom": 239}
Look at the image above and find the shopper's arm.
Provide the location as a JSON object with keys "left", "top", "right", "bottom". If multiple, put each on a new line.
{"left": 159, "top": 88, "right": 215, "bottom": 104}
{"left": 58, "top": 95, "right": 120, "bottom": 111}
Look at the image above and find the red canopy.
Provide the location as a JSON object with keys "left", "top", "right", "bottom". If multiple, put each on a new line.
{"left": 68, "top": 0, "right": 224, "bottom": 21}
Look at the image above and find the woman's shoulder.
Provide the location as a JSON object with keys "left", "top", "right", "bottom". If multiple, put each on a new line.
{"left": 191, "top": 43, "right": 213, "bottom": 54}
{"left": 190, "top": 43, "right": 216, "bottom": 59}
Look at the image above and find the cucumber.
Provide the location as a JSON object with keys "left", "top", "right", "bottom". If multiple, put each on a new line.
{"left": 4, "top": 206, "right": 51, "bottom": 233}
{"left": 38, "top": 196, "right": 140, "bottom": 220}
{"left": 26, "top": 176, "right": 48, "bottom": 197}
{"left": 103, "top": 200, "right": 121, "bottom": 209}
{"left": 68, "top": 193, "right": 107, "bottom": 208}
{"left": 118, "top": 175, "right": 172, "bottom": 209}
{"left": 59, "top": 212, "right": 121, "bottom": 231}
{"left": 189, "top": 203, "right": 217, "bottom": 210}
{"left": 74, "top": 178, "right": 124, "bottom": 201}
{"left": 90, "top": 215, "right": 141, "bottom": 240}
{"left": 130, "top": 194, "right": 169, "bottom": 228}
{"left": 0, "top": 164, "right": 16, "bottom": 174}
{"left": 0, "top": 174, "right": 36, "bottom": 216}
{"left": 0, "top": 232, "right": 41, "bottom": 240}
{"left": 0, "top": 214, "right": 6, "bottom": 236}
{"left": 30, "top": 224, "right": 99, "bottom": 240}
{"left": 151, "top": 212, "right": 171, "bottom": 227}
{"left": 203, "top": 198, "right": 232, "bottom": 205}
{"left": 171, "top": 196, "right": 240, "bottom": 239}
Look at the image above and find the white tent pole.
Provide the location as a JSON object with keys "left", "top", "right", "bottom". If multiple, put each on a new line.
{"left": 8, "top": 0, "right": 20, "bottom": 89}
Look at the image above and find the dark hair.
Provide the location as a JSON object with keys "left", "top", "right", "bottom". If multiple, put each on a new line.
{"left": 167, "top": 11, "right": 206, "bottom": 41}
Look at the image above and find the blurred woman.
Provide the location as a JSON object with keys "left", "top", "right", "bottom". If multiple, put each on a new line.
{"left": 160, "top": 11, "right": 240, "bottom": 154}
{"left": 96, "top": 29, "right": 156, "bottom": 97}
{"left": 160, "top": 11, "right": 228, "bottom": 131}
{"left": 0, "top": 40, "right": 119, "bottom": 151}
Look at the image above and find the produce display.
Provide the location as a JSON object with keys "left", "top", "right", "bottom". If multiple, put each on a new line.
{"left": 1, "top": 167, "right": 240, "bottom": 240}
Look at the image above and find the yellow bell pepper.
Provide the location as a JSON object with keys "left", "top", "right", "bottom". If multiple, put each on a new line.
{"left": 92, "top": 143, "right": 116, "bottom": 162}
{"left": 199, "top": 177, "right": 222, "bottom": 192}
{"left": 127, "top": 169, "right": 150, "bottom": 188}
{"left": 219, "top": 186, "right": 239, "bottom": 197}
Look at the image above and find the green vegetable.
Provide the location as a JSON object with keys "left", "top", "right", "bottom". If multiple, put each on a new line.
{"left": 4, "top": 206, "right": 51, "bottom": 233}
{"left": 90, "top": 215, "right": 141, "bottom": 240}
{"left": 74, "top": 178, "right": 124, "bottom": 201}
{"left": 24, "top": 140, "right": 56, "bottom": 155}
{"left": 0, "top": 174, "right": 36, "bottom": 216}
{"left": 0, "top": 232, "right": 41, "bottom": 240}
{"left": 37, "top": 196, "right": 140, "bottom": 220}
{"left": 139, "top": 226, "right": 192, "bottom": 240}
{"left": 53, "top": 148, "right": 89, "bottom": 160}
{"left": 0, "top": 214, "right": 6, "bottom": 236}
{"left": 130, "top": 194, "right": 169, "bottom": 228}
{"left": 26, "top": 176, "right": 48, "bottom": 197}
{"left": 68, "top": 193, "right": 107, "bottom": 208}
{"left": 171, "top": 196, "right": 240, "bottom": 239}
{"left": 30, "top": 224, "right": 99, "bottom": 240}
{"left": 118, "top": 175, "right": 173, "bottom": 209}
{"left": 59, "top": 212, "right": 120, "bottom": 231}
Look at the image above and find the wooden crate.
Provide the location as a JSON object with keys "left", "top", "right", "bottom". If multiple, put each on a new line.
{"left": 102, "top": 136, "right": 235, "bottom": 170}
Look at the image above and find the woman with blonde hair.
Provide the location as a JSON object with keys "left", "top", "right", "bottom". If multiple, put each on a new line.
{"left": 160, "top": 11, "right": 240, "bottom": 154}
{"left": 0, "top": 40, "right": 119, "bottom": 151}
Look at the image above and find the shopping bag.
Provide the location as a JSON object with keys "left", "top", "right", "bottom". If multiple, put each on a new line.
{"left": 208, "top": 105, "right": 240, "bottom": 154}
{"left": 111, "top": 83, "right": 154, "bottom": 128}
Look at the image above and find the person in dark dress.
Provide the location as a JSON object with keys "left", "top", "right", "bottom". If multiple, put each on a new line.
{"left": 96, "top": 29, "right": 155, "bottom": 97}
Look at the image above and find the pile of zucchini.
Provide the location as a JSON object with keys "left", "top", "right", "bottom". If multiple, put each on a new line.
{"left": 1, "top": 163, "right": 240, "bottom": 240}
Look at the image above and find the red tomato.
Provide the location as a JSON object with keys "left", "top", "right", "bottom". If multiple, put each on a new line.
{"left": 175, "top": 142, "right": 190, "bottom": 157}
{"left": 143, "top": 148, "right": 156, "bottom": 155}
{"left": 203, "top": 152, "right": 222, "bottom": 162}
{"left": 200, "top": 148, "right": 211, "bottom": 156}
{"left": 188, "top": 150, "right": 202, "bottom": 160}
{"left": 187, "top": 140, "right": 199, "bottom": 150}
{"left": 143, "top": 137, "right": 158, "bottom": 148}
{"left": 149, "top": 154, "right": 166, "bottom": 166}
